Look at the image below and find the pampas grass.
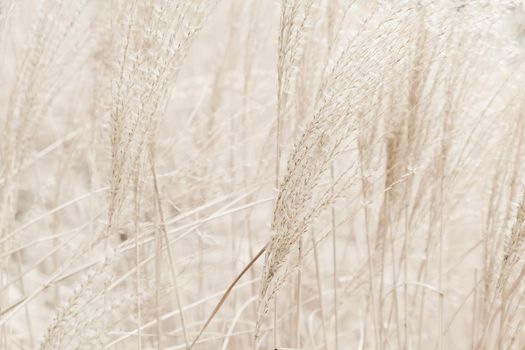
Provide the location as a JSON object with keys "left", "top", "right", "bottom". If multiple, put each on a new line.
{"left": 1, "top": 0, "right": 525, "bottom": 349}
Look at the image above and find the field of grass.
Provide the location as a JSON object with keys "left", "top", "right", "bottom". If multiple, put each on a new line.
{"left": 1, "top": 1, "right": 525, "bottom": 349}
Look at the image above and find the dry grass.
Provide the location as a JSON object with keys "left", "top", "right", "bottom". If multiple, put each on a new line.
{"left": 1, "top": 0, "right": 525, "bottom": 349}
